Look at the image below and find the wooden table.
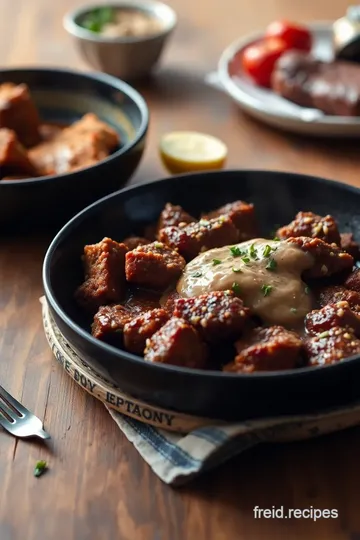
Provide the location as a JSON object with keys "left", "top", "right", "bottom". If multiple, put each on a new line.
{"left": 2, "top": 0, "right": 360, "bottom": 538}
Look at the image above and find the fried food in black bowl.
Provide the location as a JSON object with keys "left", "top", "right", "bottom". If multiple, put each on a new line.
{"left": 43, "top": 170, "right": 360, "bottom": 421}
{"left": 0, "top": 67, "right": 148, "bottom": 231}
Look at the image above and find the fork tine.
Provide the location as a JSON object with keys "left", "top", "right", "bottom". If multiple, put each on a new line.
{"left": 0, "top": 401, "right": 16, "bottom": 423}
{"left": 0, "top": 412, "right": 15, "bottom": 431}
{"left": 0, "top": 386, "right": 26, "bottom": 416}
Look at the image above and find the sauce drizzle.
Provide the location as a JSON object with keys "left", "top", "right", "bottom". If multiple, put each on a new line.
{"left": 177, "top": 239, "right": 314, "bottom": 327}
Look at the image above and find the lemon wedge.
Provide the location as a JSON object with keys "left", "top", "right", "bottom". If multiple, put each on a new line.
{"left": 159, "top": 131, "right": 228, "bottom": 174}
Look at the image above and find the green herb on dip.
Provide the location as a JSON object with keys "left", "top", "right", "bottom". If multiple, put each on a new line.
{"left": 266, "top": 258, "right": 277, "bottom": 271}
{"left": 261, "top": 284, "right": 273, "bottom": 297}
{"left": 81, "top": 7, "right": 115, "bottom": 33}
{"left": 229, "top": 246, "right": 243, "bottom": 257}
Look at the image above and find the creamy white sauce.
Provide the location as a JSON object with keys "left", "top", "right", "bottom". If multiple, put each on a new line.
{"left": 101, "top": 10, "right": 164, "bottom": 38}
{"left": 177, "top": 239, "right": 314, "bottom": 327}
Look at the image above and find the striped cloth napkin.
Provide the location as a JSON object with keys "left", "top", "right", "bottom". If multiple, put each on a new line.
{"left": 107, "top": 401, "right": 360, "bottom": 485}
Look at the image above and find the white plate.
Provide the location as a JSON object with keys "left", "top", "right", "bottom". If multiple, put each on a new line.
{"left": 214, "top": 22, "right": 360, "bottom": 137}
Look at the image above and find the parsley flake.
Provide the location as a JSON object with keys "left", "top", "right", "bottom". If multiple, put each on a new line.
{"left": 232, "top": 267, "right": 242, "bottom": 273}
{"left": 230, "top": 246, "right": 243, "bottom": 257}
{"left": 81, "top": 7, "right": 116, "bottom": 33}
{"left": 192, "top": 271, "right": 202, "bottom": 278}
{"left": 212, "top": 259, "right": 222, "bottom": 266}
{"left": 34, "top": 460, "right": 47, "bottom": 478}
{"left": 242, "top": 256, "right": 251, "bottom": 264}
{"left": 263, "top": 245, "right": 272, "bottom": 258}
{"left": 249, "top": 243, "right": 258, "bottom": 259}
{"left": 266, "top": 258, "right": 277, "bottom": 271}
{"left": 261, "top": 284, "right": 273, "bottom": 297}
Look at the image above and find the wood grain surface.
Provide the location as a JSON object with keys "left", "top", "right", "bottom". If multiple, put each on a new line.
{"left": 2, "top": 1, "right": 360, "bottom": 539}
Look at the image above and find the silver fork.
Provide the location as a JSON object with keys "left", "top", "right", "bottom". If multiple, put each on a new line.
{"left": 0, "top": 385, "right": 50, "bottom": 440}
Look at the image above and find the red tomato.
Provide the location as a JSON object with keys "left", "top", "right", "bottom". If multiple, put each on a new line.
{"left": 242, "top": 37, "right": 288, "bottom": 87}
{"left": 265, "top": 20, "right": 312, "bottom": 52}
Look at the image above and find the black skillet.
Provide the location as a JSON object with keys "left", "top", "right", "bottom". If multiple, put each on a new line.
{"left": 43, "top": 170, "right": 360, "bottom": 421}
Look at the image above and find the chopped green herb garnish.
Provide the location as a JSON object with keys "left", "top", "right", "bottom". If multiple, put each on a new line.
{"left": 266, "top": 258, "right": 277, "bottom": 271}
{"left": 305, "top": 286, "right": 310, "bottom": 295}
{"left": 249, "top": 243, "right": 258, "bottom": 259}
{"left": 263, "top": 244, "right": 272, "bottom": 258}
{"left": 290, "top": 308, "right": 297, "bottom": 314}
{"left": 318, "top": 331, "right": 329, "bottom": 339}
{"left": 230, "top": 246, "right": 243, "bottom": 257}
{"left": 192, "top": 271, "right": 202, "bottom": 278}
{"left": 261, "top": 284, "right": 273, "bottom": 297}
{"left": 232, "top": 267, "right": 242, "bottom": 273}
{"left": 212, "top": 259, "right": 222, "bottom": 266}
{"left": 232, "top": 282, "right": 241, "bottom": 295}
{"left": 242, "top": 256, "right": 251, "bottom": 264}
{"left": 34, "top": 460, "right": 47, "bottom": 478}
{"left": 81, "top": 7, "right": 116, "bottom": 33}
{"left": 273, "top": 236, "right": 280, "bottom": 241}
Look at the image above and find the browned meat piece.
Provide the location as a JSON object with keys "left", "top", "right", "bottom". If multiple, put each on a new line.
{"left": 125, "top": 242, "right": 186, "bottom": 290}
{"left": 28, "top": 113, "right": 119, "bottom": 176}
{"left": 75, "top": 237, "right": 127, "bottom": 311}
{"left": 319, "top": 285, "right": 360, "bottom": 311}
{"left": 0, "top": 83, "right": 40, "bottom": 147}
{"left": 159, "top": 216, "right": 239, "bottom": 261}
{"left": 340, "top": 233, "right": 360, "bottom": 260}
{"left": 173, "top": 291, "right": 250, "bottom": 342}
{"left": 277, "top": 212, "right": 341, "bottom": 245}
{"left": 157, "top": 203, "right": 196, "bottom": 234}
{"left": 0, "top": 128, "right": 37, "bottom": 177}
{"left": 124, "top": 290, "right": 160, "bottom": 315}
{"left": 224, "top": 326, "right": 302, "bottom": 373}
{"left": 286, "top": 237, "right": 353, "bottom": 278}
{"left": 122, "top": 236, "right": 151, "bottom": 251}
{"left": 224, "top": 325, "right": 303, "bottom": 373}
{"left": 304, "top": 326, "right": 360, "bottom": 366}
{"left": 39, "top": 123, "right": 63, "bottom": 141}
{"left": 271, "top": 51, "right": 360, "bottom": 116}
{"left": 68, "top": 113, "right": 119, "bottom": 149}
{"left": 203, "top": 200, "right": 258, "bottom": 241}
{"left": 161, "top": 290, "right": 181, "bottom": 315}
{"left": 345, "top": 268, "right": 360, "bottom": 293}
{"left": 144, "top": 317, "right": 208, "bottom": 368}
{"left": 305, "top": 301, "right": 360, "bottom": 337}
{"left": 123, "top": 308, "right": 170, "bottom": 354}
{"left": 92, "top": 304, "right": 131, "bottom": 343}
{"left": 92, "top": 291, "right": 162, "bottom": 344}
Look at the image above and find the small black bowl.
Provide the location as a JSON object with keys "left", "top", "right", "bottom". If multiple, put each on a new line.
{"left": 43, "top": 170, "right": 360, "bottom": 421}
{"left": 0, "top": 67, "right": 148, "bottom": 231}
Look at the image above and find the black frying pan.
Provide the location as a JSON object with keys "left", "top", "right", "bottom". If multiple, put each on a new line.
{"left": 43, "top": 170, "right": 360, "bottom": 421}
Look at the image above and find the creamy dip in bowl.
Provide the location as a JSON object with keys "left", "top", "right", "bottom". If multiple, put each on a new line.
{"left": 64, "top": 1, "right": 177, "bottom": 79}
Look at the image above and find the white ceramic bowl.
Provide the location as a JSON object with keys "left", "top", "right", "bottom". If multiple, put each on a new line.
{"left": 64, "top": 1, "right": 177, "bottom": 80}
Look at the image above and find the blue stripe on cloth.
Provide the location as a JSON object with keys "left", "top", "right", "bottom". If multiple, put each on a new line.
{"left": 192, "top": 427, "right": 228, "bottom": 445}
{"left": 125, "top": 418, "right": 202, "bottom": 468}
